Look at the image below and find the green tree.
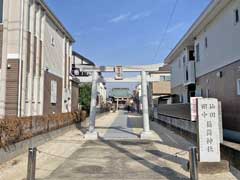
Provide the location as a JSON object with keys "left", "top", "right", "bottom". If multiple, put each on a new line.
{"left": 79, "top": 83, "right": 92, "bottom": 113}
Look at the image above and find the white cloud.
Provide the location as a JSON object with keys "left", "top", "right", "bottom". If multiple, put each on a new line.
{"left": 109, "top": 13, "right": 131, "bottom": 23}
{"left": 167, "top": 22, "right": 185, "bottom": 33}
{"left": 130, "top": 11, "right": 152, "bottom": 21}
{"left": 109, "top": 11, "right": 152, "bottom": 24}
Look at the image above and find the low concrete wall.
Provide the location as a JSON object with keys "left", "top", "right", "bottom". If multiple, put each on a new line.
{"left": 0, "top": 123, "right": 80, "bottom": 164}
{"left": 156, "top": 114, "right": 240, "bottom": 170}
{"left": 158, "top": 104, "right": 191, "bottom": 120}
{"left": 158, "top": 114, "right": 196, "bottom": 134}
{"left": 158, "top": 104, "right": 240, "bottom": 143}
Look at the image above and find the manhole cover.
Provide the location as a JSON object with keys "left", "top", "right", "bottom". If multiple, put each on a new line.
{"left": 73, "top": 165, "right": 103, "bottom": 174}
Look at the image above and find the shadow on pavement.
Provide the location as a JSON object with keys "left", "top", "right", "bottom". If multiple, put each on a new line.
{"left": 146, "top": 149, "right": 189, "bottom": 171}
{"left": 99, "top": 138, "right": 189, "bottom": 180}
{"left": 150, "top": 121, "right": 192, "bottom": 151}
{"left": 127, "top": 113, "right": 143, "bottom": 129}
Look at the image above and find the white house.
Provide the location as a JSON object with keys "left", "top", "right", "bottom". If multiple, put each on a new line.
{"left": 165, "top": 0, "right": 240, "bottom": 139}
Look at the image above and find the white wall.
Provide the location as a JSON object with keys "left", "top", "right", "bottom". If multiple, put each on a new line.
{"left": 97, "top": 82, "right": 107, "bottom": 105}
{"left": 170, "top": 50, "right": 188, "bottom": 88}
{"left": 195, "top": 0, "right": 240, "bottom": 78}
{"left": 43, "top": 16, "right": 65, "bottom": 77}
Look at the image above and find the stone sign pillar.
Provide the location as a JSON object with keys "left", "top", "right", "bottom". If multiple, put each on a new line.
{"left": 198, "top": 98, "right": 220, "bottom": 162}
{"left": 84, "top": 71, "right": 99, "bottom": 140}
{"left": 197, "top": 98, "right": 229, "bottom": 174}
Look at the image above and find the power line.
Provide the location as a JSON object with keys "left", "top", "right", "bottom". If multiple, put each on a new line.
{"left": 152, "top": 0, "right": 179, "bottom": 62}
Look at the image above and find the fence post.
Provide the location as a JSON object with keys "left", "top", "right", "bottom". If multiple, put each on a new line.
{"left": 189, "top": 146, "right": 198, "bottom": 180}
{"left": 27, "top": 147, "right": 37, "bottom": 180}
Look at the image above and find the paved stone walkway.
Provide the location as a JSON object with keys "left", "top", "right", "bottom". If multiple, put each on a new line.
{"left": 0, "top": 111, "right": 238, "bottom": 180}
{"left": 96, "top": 111, "right": 140, "bottom": 140}
{"left": 44, "top": 111, "right": 238, "bottom": 180}
{"left": 44, "top": 140, "right": 189, "bottom": 180}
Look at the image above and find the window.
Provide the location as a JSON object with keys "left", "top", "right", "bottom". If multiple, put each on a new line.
{"left": 179, "top": 94, "right": 183, "bottom": 103}
{"left": 195, "top": 87, "right": 202, "bottom": 97}
{"left": 204, "top": 37, "right": 208, "bottom": 48}
{"left": 165, "top": 75, "right": 171, "bottom": 81}
{"left": 196, "top": 43, "right": 200, "bottom": 62}
{"left": 51, "top": 80, "right": 57, "bottom": 104}
{"left": 160, "top": 75, "right": 171, "bottom": 81}
{"left": 237, "top": 79, "right": 240, "bottom": 95}
{"left": 0, "top": 0, "right": 3, "bottom": 23}
{"left": 186, "top": 69, "right": 189, "bottom": 81}
{"left": 189, "top": 50, "right": 195, "bottom": 61}
{"left": 235, "top": 9, "right": 239, "bottom": 24}
{"left": 160, "top": 76, "right": 165, "bottom": 81}
{"left": 51, "top": 35, "right": 55, "bottom": 46}
{"left": 183, "top": 56, "right": 186, "bottom": 66}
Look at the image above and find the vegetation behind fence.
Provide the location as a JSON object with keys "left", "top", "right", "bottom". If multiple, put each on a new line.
{"left": 0, "top": 111, "right": 81, "bottom": 148}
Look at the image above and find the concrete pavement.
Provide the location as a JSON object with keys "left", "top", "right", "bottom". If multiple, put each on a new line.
{"left": 0, "top": 111, "right": 239, "bottom": 180}
{"left": 43, "top": 111, "right": 238, "bottom": 180}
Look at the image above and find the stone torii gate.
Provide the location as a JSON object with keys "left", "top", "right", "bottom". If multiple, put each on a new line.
{"left": 77, "top": 64, "right": 164, "bottom": 140}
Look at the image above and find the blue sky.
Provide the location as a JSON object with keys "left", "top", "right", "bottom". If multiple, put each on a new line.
{"left": 46, "top": 0, "right": 211, "bottom": 66}
{"left": 46, "top": 0, "right": 211, "bottom": 91}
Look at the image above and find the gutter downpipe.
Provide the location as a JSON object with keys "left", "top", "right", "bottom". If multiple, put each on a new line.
{"left": 18, "top": 0, "right": 25, "bottom": 117}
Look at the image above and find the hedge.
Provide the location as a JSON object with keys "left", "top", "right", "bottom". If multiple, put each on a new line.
{"left": 0, "top": 111, "right": 81, "bottom": 148}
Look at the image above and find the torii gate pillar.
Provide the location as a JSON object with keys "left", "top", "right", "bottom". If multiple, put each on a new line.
{"left": 140, "top": 71, "right": 154, "bottom": 139}
{"left": 84, "top": 71, "right": 99, "bottom": 140}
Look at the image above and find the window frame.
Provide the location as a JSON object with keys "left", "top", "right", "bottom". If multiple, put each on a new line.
{"left": 237, "top": 79, "right": 240, "bottom": 95}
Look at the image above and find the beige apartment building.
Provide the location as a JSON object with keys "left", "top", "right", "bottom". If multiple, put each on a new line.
{"left": 165, "top": 0, "right": 240, "bottom": 139}
{"left": 149, "top": 65, "right": 171, "bottom": 105}
{"left": 0, "top": 0, "right": 75, "bottom": 117}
